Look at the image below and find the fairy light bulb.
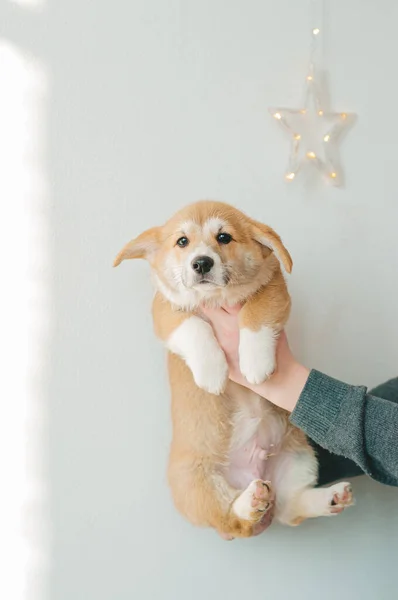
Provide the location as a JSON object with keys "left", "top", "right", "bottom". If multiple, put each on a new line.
{"left": 313, "top": 28, "right": 320, "bottom": 35}
{"left": 324, "top": 134, "right": 330, "bottom": 142}
{"left": 307, "top": 151, "right": 317, "bottom": 159}
{"left": 286, "top": 172, "right": 296, "bottom": 181}
{"left": 273, "top": 112, "right": 282, "bottom": 120}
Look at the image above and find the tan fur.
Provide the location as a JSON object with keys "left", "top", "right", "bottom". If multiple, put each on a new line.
{"left": 152, "top": 293, "right": 190, "bottom": 340}
{"left": 115, "top": 201, "right": 350, "bottom": 537}
{"left": 239, "top": 269, "right": 291, "bottom": 331}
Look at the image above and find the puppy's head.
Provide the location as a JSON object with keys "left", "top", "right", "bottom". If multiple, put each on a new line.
{"left": 114, "top": 201, "right": 292, "bottom": 303}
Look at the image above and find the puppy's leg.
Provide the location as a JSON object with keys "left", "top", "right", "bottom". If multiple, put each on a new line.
{"left": 168, "top": 317, "right": 228, "bottom": 394}
{"left": 273, "top": 451, "right": 354, "bottom": 526}
{"left": 238, "top": 271, "right": 291, "bottom": 384}
{"left": 168, "top": 456, "right": 273, "bottom": 538}
{"left": 152, "top": 294, "right": 228, "bottom": 395}
{"left": 287, "top": 483, "right": 354, "bottom": 525}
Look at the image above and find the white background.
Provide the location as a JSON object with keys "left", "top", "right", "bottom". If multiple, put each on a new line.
{"left": 1, "top": 1, "right": 398, "bottom": 599}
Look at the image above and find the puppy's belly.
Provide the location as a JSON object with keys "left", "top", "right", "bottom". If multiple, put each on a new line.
{"left": 226, "top": 435, "right": 275, "bottom": 490}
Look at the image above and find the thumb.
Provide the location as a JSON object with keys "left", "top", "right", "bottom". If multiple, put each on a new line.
{"left": 201, "top": 305, "right": 241, "bottom": 320}
{"left": 200, "top": 306, "right": 223, "bottom": 319}
{"left": 222, "top": 304, "right": 241, "bottom": 316}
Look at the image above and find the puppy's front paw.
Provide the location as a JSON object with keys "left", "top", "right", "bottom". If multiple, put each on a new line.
{"left": 239, "top": 327, "right": 277, "bottom": 385}
{"left": 191, "top": 348, "right": 228, "bottom": 395}
{"left": 167, "top": 316, "right": 228, "bottom": 395}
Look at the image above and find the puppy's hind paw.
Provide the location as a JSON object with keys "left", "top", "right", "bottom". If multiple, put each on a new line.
{"left": 233, "top": 480, "right": 273, "bottom": 523}
{"left": 328, "top": 482, "right": 354, "bottom": 514}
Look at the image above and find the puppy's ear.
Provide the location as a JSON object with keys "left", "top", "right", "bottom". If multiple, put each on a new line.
{"left": 113, "top": 227, "right": 161, "bottom": 267}
{"left": 250, "top": 220, "right": 293, "bottom": 273}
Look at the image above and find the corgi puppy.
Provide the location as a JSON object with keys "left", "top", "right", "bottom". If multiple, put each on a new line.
{"left": 114, "top": 201, "right": 354, "bottom": 539}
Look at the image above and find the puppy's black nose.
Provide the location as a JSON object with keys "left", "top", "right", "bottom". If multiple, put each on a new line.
{"left": 191, "top": 255, "right": 214, "bottom": 275}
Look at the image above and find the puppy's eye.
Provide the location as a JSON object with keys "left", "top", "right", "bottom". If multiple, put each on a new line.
{"left": 216, "top": 232, "right": 232, "bottom": 245}
{"left": 176, "top": 236, "right": 189, "bottom": 248}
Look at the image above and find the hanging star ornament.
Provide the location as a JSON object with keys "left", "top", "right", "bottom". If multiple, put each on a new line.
{"left": 269, "top": 65, "right": 356, "bottom": 186}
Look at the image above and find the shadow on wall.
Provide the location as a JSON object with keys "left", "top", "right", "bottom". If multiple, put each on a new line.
{"left": 1, "top": 2, "right": 50, "bottom": 600}
{"left": 1, "top": 1, "right": 136, "bottom": 598}
{"left": 2, "top": 2, "right": 166, "bottom": 599}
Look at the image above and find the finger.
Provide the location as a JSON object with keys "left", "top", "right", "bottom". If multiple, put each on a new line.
{"left": 221, "top": 304, "right": 241, "bottom": 316}
{"left": 277, "top": 330, "right": 289, "bottom": 348}
{"left": 278, "top": 330, "right": 287, "bottom": 343}
{"left": 200, "top": 306, "right": 225, "bottom": 319}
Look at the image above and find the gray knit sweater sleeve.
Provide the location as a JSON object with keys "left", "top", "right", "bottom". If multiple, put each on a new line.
{"left": 290, "top": 371, "right": 398, "bottom": 486}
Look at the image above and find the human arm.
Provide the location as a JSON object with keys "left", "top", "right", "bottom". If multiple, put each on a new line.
{"left": 201, "top": 306, "right": 398, "bottom": 487}
{"left": 293, "top": 371, "right": 398, "bottom": 486}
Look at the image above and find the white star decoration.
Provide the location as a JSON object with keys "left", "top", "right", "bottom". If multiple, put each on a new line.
{"left": 269, "top": 66, "right": 356, "bottom": 186}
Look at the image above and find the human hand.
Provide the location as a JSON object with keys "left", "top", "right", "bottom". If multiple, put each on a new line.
{"left": 201, "top": 305, "right": 310, "bottom": 413}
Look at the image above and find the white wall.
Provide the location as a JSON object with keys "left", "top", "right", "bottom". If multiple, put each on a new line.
{"left": 2, "top": 1, "right": 398, "bottom": 599}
